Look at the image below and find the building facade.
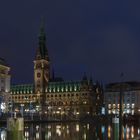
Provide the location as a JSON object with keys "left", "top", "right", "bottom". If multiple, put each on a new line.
{"left": 0, "top": 58, "right": 11, "bottom": 113}
{"left": 10, "top": 23, "right": 103, "bottom": 120}
{"left": 104, "top": 81, "right": 140, "bottom": 115}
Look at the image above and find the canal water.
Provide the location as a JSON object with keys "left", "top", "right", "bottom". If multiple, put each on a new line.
{"left": 0, "top": 122, "right": 139, "bottom": 140}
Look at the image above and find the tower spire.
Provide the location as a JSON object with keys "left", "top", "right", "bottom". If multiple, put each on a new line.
{"left": 39, "top": 17, "right": 45, "bottom": 40}
{"left": 35, "top": 18, "right": 49, "bottom": 60}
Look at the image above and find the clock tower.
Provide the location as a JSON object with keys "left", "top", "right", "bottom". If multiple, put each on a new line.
{"left": 34, "top": 21, "right": 49, "bottom": 94}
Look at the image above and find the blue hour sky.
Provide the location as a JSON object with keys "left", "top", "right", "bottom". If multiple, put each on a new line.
{"left": 0, "top": 0, "right": 140, "bottom": 84}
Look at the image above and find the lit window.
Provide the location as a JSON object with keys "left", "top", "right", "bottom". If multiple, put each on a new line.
{"left": 108, "top": 110, "right": 111, "bottom": 114}
{"left": 112, "top": 109, "right": 116, "bottom": 114}
{"left": 83, "top": 101, "right": 87, "bottom": 104}
{"left": 132, "top": 103, "right": 135, "bottom": 108}
{"left": 132, "top": 110, "right": 134, "bottom": 115}
{"left": 113, "top": 104, "right": 116, "bottom": 108}
{"left": 127, "top": 104, "right": 130, "bottom": 108}
{"left": 108, "top": 104, "right": 111, "bottom": 109}
{"left": 127, "top": 109, "right": 130, "bottom": 114}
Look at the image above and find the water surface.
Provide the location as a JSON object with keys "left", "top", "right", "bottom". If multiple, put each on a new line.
{"left": 0, "top": 122, "right": 139, "bottom": 140}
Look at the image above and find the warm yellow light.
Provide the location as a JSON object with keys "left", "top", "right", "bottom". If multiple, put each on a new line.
{"left": 56, "top": 111, "right": 60, "bottom": 114}
{"left": 76, "top": 124, "right": 79, "bottom": 132}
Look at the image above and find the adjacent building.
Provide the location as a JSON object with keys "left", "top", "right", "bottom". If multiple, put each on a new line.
{"left": 10, "top": 23, "right": 103, "bottom": 120}
{"left": 0, "top": 58, "right": 11, "bottom": 113}
{"left": 104, "top": 81, "right": 140, "bottom": 115}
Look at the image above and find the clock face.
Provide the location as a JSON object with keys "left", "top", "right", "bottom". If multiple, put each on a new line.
{"left": 37, "top": 73, "right": 41, "bottom": 78}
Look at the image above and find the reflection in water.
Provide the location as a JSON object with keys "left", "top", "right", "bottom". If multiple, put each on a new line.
{"left": 108, "top": 125, "right": 111, "bottom": 139}
{"left": 1, "top": 130, "right": 6, "bottom": 140}
{"left": 0, "top": 122, "right": 139, "bottom": 140}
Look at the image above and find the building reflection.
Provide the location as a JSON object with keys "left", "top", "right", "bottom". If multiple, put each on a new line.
{"left": 0, "top": 129, "right": 6, "bottom": 140}
{"left": 0, "top": 123, "right": 139, "bottom": 140}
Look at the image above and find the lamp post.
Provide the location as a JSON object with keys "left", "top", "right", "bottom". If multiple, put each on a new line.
{"left": 119, "top": 73, "right": 124, "bottom": 140}
{"left": 20, "top": 104, "right": 24, "bottom": 117}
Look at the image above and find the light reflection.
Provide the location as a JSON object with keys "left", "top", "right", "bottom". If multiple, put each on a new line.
{"left": 36, "top": 132, "right": 40, "bottom": 139}
{"left": 126, "top": 127, "right": 130, "bottom": 139}
{"left": 0, "top": 123, "right": 139, "bottom": 140}
{"left": 1, "top": 130, "right": 6, "bottom": 140}
{"left": 101, "top": 126, "right": 105, "bottom": 134}
{"left": 87, "top": 124, "right": 89, "bottom": 130}
{"left": 108, "top": 125, "right": 111, "bottom": 138}
{"left": 36, "top": 125, "right": 39, "bottom": 131}
{"left": 83, "top": 133, "right": 86, "bottom": 140}
{"left": 76, "top": 124, "right": 79, "bottom": 132}
{"left": 66, "top": 129, "right": 69, "bottom": 134}
{"left": 123, "top": 127, "right": 126, "bottom": 139}
{"left": 47, "top": 131, "right": 51, "bottom": 139}
{"left": 56, "top": 128, "right": 61, "bottom": 136}
{"left": 138, "top": 128, "right": 140, "bottom": 134}
{"left": 131, "top": 126, "right": 134, "bottom": 138}
{"left": 25, "top": 131, "right": 29, "bottom": 137}
{"left": 56, "top": 125, "right": 61, "bottom": 136}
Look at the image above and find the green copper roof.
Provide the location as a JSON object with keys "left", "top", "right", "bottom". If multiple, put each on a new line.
{"left": 11, "top": 81, "right": 81, "bottom": 94}
{"left": 11, "top": 84, "right": 33, "bottom": 94}
{"left": 47, "top": 81, "right": 81, "bottom": 93}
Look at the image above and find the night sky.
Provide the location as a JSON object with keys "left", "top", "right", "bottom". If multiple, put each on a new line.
{"left": 0, "top": 0, "right": 140, "bottom": 84}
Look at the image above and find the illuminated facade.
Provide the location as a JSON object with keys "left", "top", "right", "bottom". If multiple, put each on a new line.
{"left": 0, "top": 58, "right": 11, "bottom": 113}
{"left": 104, "top": 81, "right": 140, "bottom": 115}
{"left": 10, "top": 23, "right": 103, "bottom": 120}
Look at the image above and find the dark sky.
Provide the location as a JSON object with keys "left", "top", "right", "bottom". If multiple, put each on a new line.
{"left": 0, "top": 0, "right": 140, "bottom": 84}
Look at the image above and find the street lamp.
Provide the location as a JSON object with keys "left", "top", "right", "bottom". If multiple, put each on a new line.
{"left": 20, "top": 104, "right": 24, "bottom": 117}
{"left": 119, "top": 73, "right": 124, "bottom": 140}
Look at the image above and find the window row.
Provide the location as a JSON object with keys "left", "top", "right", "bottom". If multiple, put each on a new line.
{"left": 46, "top": 93, "right": 88, "bottom": 98}
{"left": 12, "top": 95, "right": 33, "bottom": 100}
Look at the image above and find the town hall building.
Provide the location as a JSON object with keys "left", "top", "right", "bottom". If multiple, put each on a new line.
{"left": 9, "top": 22, "right": 103, "bottom": 120}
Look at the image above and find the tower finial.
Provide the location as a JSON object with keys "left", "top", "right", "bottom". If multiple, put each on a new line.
{"left": 39, "top": 17, "right": 45, "bottom": 37}
{"left": 35, "top": 18, "right": 49, "bottom": 60}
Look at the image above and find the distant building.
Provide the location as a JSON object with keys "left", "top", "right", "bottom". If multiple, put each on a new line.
{"left": 0, "top": 58, "right": 11, "bottom": 113}
{"left": 10, "top": 22, "right": 103, "bottom": 120}
{"left": 104, "top": 81, "right": 140, "bottom": 115}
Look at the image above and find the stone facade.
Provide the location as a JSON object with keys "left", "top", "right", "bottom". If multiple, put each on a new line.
{"left": 0, "top": 58, "right": 11, "bottom": 113}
